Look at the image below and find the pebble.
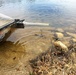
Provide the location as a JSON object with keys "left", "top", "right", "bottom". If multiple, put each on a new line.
{"left": 53, "top": 41, "right": 68, "bottom": 52}
{"left": 55, "top": 32, "right": 64, "bottom": 39}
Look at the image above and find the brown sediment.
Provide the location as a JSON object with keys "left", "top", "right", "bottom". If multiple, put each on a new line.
{"left": 0, "top": 26, "right": 76, "bottom": 75}
{"left": 30, "top": 42, "right": 76, "bottom": 75}
{"left": 0, "top": 41, "right": 25, "bottom": 68}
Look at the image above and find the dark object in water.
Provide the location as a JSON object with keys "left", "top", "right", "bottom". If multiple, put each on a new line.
{"left": 0, "top": 19, "right": 25, "bottom": 32}
{"left": 12, "top": 19, "right": 25, "bottom": 28}
{"left": 0, "top": 19, "right": 24, "bottom": 42}
{"left": 0, "top": 18, "right": 49, "bottom": 42}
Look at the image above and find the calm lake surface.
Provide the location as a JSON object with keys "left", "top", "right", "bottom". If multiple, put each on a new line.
{"left": 0, "top": 0, "right": 76, "bottom": 27}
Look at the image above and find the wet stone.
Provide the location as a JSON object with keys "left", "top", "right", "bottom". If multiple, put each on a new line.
{"left": 54, "top": 32, "right": 64, "bottom": 40}
{"left": 53, "top": 41, "right": 68, "bottom": 52}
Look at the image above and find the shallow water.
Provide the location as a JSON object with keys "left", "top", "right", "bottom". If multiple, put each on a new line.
{"left": 0, "top": 0, "right": 76, "bottom": 68}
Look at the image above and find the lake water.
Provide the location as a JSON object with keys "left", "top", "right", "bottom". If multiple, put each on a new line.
{"left": 0, "top": 0, "right": 76, "bottom": 27}
{"left": 0, "top": 0, "right": 76, "bottom": 68}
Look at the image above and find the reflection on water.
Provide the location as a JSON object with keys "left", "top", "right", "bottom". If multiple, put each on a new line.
{"left": 0, "top": 0, "right": 76, "bottom": 27}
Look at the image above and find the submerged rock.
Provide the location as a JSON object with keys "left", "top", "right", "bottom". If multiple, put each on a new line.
{"left": 56, "top": 32, "right": 64, "bottom": 39}
{"left": 53, "top": 41, "right": 68, "bottom": 52}
{"left": 53, "top": 32, "right": 64, "bottom": 41}
{"left": 66, "top": 32, "right": 76, "bottom": 38}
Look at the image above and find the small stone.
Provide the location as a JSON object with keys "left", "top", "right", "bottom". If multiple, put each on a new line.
{"left": 56, "top": 32, "right": 64, "bottom": 39}
{"left": 53, "top": 41, "right": 68, "bottom": 52}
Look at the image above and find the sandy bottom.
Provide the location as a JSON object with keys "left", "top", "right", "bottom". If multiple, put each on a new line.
{"left": 0, "top": 25, "right": 76, "bottom": 75}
